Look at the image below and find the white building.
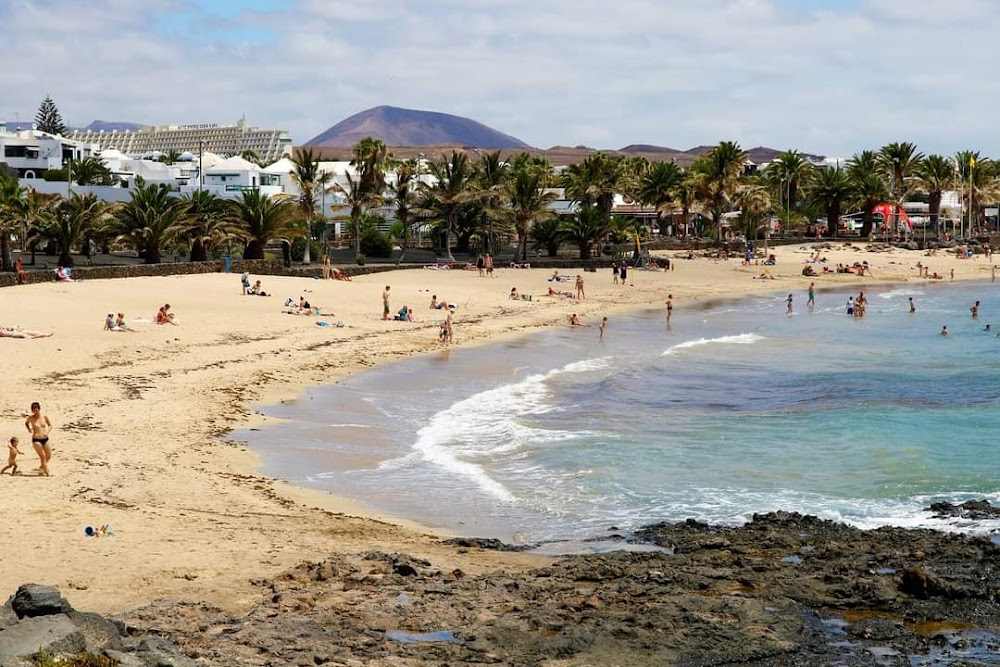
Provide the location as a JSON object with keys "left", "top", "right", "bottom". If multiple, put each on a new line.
{"left": 68, "top": 118, "right": 293, "bottom": 164}
{"left": 0, "top": 123, "right": 100, "bottom": 178}
{"left": 177, "top": 155, "right": 283, "bottom": 198}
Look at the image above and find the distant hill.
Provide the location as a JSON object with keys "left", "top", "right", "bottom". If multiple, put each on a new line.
{"left": 620, "top": 144, "right": 682, "bottom": 154}
{"left": 80, "top": 120, "right": 147, "bottom": 132}
{"left": 305, "top": 106, "right": 532, "bottom": 149}
{"left": 684, "top": 145, "right": 825, "bottom": 164}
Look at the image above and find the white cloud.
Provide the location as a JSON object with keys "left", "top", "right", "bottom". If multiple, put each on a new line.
{"left": 3, "top": 0, "right": 1000, "bottom": 157}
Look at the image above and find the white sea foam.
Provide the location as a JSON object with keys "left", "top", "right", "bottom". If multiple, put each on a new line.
{"left": 661, "top": 333, "right": 764, "bottom": 357}
{"left": 402, "top": 357, "right": 615, "bottom": 502}
{"left": 878, "top": 288, "right": 924, "bottom": 300}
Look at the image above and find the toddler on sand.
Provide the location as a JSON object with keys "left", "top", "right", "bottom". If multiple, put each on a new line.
{"left": 2, "top": 437, "right": 23, "bottom": 475}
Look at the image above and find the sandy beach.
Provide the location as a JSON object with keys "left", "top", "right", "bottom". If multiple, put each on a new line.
{"left": 0, "top": 242, "right": 994, "bottom": 615}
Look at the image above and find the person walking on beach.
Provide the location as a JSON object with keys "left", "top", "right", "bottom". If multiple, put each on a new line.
{"left": 25, "top": 402, "right": 52, "bottom": 476}
{"left": 785, "top": 294, "right": 793, "bottom": 315}
{"left": 620, "top": 262, "right": 628, "bottom": 286}
{"left": 382, "top": 286, "right": 391, "bottom": 321}
{"left": 599, "top": 316, "right": 607, "bottom": 341}
{"left": 575, "top": 274, "right": 585, "bottom": 300}
{"left": 971, "top": 300, "right": 980, "bottom": 319}
{"left": 666, "top": 294, "right": 674, "bottom": 324}
{"left": 476, "top": 254, "right": 485, "bottom": 277}
{"left": 1, "top": 437, "right": 23, "bottom": 475}
{"left": 612, "top": 262, "right": 620, "bottom": 284}
{"left": 485, "top": 253, "right": 494, "bottom": 277}
{"left": 807, "top": 282, "right": 815, "bottom": 309}
{"left": 909, "top": 297, "right": 916, "bottom": 313}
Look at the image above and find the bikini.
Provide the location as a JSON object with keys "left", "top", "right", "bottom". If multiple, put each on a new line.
{"left": 32, "top": 436, "right": 48, "bottom": 445}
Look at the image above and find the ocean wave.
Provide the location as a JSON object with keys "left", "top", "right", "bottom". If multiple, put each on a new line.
{"left": 661, "top": 333, "right": 764, "bottom": 357}
{"left": 402, "top": 356, "right": 615, "bottom": 502}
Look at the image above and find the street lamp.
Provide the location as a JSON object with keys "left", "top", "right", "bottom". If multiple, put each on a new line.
{"left": 198, "top": 139, "right": 204, "bottom": 191}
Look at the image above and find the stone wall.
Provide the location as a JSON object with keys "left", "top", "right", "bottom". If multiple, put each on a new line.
{"left": 0, "top": 260, "right": 421, "bottom": 289}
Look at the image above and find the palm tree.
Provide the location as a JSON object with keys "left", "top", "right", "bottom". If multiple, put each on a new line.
{"left": 808, "top": 168, "right": 854, "bottom": 238}
{"left": 0, "top": 172, "right": 28, "bottom": 271}
{"left": 391, "top": 158, "right": 420, "bottom": 264}
{"left": 637, "top": 161, "right": 683, "bottom": 236}
{"left": 35, "top": 193, "right": 110, "bottom": 266}
{"left": 691, "top": 141, "right": 748, "bottom": 241}
{"left": 560, "top": 206, "right": 609, "bottom": 260}
{"left": 505, "top": 165, "right": 556, "bottom": 262}
{"left": 68, "top": 156, "right": 113, "bottom": 186}
{"left": 475, "top": 150, "right": 509, "bottom": 255}
{"left": 917, "top": 155, "right": 955, "bottom": 238}
{"left": 175, "top": 190, "right": 237, "bottom": 261}
{"left": 877, "top": 142, "right": 924, "bottom": 235}
{"left": 847, "top": 151, "right": 890, "bottom": 238}
{"left": 160, "top": 150, "right": 182, "bottom": 165}
{"left": 561, "top": 152, "right": 621, "bottom": 219}
{"left": 529, "top": 217, "right": 563, "bottom": 257}
{"left": 764, "top": 150, "right": 812, "bottom": 213}
{"left": 227, "top": 189, "right": 301, "bottom": 260}
{"left": 733, "top": 178, "right": 774, "bottom": 240}
{"left": 675, "top": 174, "right": 697, "bottom": 236}
{"left": 239, "top": 150, "right": 262, "bottom": 166}
{"left": 103, "top": 179, "right": 184, "bottom": 264}
{"left": 954, "top": 151, "right": 995, "bottom": 235}
{"left": 419, "top": 151, "right": 479, "bottom": 261}
{"left": 290, "top": 148, "right": 331, "bottom": 264}
{"left": 350, "top": 137, "right": 390, "bottom": 260}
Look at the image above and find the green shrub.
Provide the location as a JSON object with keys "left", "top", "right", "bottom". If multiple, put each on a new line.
{"left": 360, "top": 229, "right": 393, "bottom": 258}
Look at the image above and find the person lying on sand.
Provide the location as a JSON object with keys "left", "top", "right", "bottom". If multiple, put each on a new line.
{"left": 0, "top": 326, "right": 53, "bottom": 339}
{"left": 430, "top": 295, "right": 457, "bottom": 310}
{"left": 509, "top": 288, "right": 532, "bottom": 301}
{"left": 509, "top": 262, "right": 531, "bottom": 269}
{"left": 549, "top": 271, "right": 574, "bottom": 282}
{"left": 547, "top": 287, "right": 575, "bottom": 298}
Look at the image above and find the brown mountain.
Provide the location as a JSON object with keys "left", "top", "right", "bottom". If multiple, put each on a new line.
{"left": 305, "top": 106, "right": 532, "bottom": 149}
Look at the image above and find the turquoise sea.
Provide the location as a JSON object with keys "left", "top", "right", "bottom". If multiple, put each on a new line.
{"left": 235, "top": 282, "right": 1000, "bottom": 548}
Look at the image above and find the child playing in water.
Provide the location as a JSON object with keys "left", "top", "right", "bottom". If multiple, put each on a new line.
{"left": 2, "top": 437, "right": 22, "bottom": 475}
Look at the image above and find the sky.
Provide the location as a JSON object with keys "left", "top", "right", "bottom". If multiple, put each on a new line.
{"left": 3, "top": 0, "right": 999, "bottom": 158}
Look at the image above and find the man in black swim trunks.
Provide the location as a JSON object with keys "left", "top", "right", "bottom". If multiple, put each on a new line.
{"left": 25, "top": 401, "right": 52, "bottom": 476}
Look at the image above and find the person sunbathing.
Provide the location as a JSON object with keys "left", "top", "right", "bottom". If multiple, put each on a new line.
{"left": 393, "top": 306, "right": 416, "bottom": 322}
{"left": 0, "top": 326, "right": 52, "bottom": 339}
{"left": 547, "top": 287, "right": 575, "bottom": 298}
{"left": 509, "top": 288, "right": 532, "bottom": 301}
{"left": 104, "top": 313, "right": 121, "bottom": 331}
{"left": 509, "top": 261, "right": 531, "bottom": 269}
{"left": 331, "top": 267, "right": 352, "bottom": 281}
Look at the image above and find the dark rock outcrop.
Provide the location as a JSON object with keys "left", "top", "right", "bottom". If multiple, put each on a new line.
{"left": 0, "top": 584, "right": 193, "bottom": 666}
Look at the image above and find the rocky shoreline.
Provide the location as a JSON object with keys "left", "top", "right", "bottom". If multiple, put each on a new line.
{"left": 3, "top": 508, "right": 996, "bottom": 666}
